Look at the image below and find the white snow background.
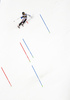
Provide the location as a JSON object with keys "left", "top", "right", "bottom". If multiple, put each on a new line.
{"left": 0, "top": 0, "right": 70, "bottom": 100}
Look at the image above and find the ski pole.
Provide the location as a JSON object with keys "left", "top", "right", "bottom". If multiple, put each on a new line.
{"left": 13, "top": 17, "right": 21, "bottom": 22}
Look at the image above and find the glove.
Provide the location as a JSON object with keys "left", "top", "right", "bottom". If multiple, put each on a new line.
{"left": 21, "top": 16, "right": 23, "bottom": 19}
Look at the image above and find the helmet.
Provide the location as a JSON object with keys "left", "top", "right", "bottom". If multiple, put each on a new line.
{"left": 22, "top": 12, "right": 25, "bottom": 15}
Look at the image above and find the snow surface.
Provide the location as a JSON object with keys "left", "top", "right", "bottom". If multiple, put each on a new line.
{"left": 0, "top": 0, "right": 70, "bottom": 100}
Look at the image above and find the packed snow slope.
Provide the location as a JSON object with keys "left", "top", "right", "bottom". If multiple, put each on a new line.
{"left": 0, "top": 0, "right": 70, "bottom": 100}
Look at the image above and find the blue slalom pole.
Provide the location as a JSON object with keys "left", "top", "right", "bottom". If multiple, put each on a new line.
{"left": 22, "top": 39, "right": 34, "bottom": 58}
{"left": 40, "top": 14, "right": 50, "bottom": 33}
{"left": 32, "top": 65, "right": 43, "bottom": 87}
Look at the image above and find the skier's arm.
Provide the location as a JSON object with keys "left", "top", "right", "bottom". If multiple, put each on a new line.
{"left": 21, "top": 15, "right": 27, "bottom": 19}
{"left": 21, "top": 15, "right": 26, "bottom": 19}
{"left": 27, "top": 14, "right": 32, "bottom": 17}
{"left": 21, "top": 16, "right": 23, "bottom": 19}
{"left": 21, "top": 14, "right": 32, "bottom": 19}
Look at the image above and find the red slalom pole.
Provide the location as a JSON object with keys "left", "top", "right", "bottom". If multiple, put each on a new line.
{"left": 1, "top": 67, "right": 12, "bottom": 87}
{"left": 20, "top": 42, "right": 31, "bottom": 62}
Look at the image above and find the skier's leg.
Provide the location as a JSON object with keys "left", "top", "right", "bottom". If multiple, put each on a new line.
{"left": 22, "top": 19, "right": 26, "bottom": 25}
{"left": 19, "top": 21, "right": 23, "bottom": 26}
{"left": 23, "top": 19, "right": 26, "bottom": 24}
{"left": 18, "top": 19, "right": 27, "bottom": 28}
{"left": 18, "top": 21, "right": 23, "bottom": 28}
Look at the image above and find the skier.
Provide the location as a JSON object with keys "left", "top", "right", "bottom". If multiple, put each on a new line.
{"left": 18, "top": 12, "right": 31, "bottom": 28}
